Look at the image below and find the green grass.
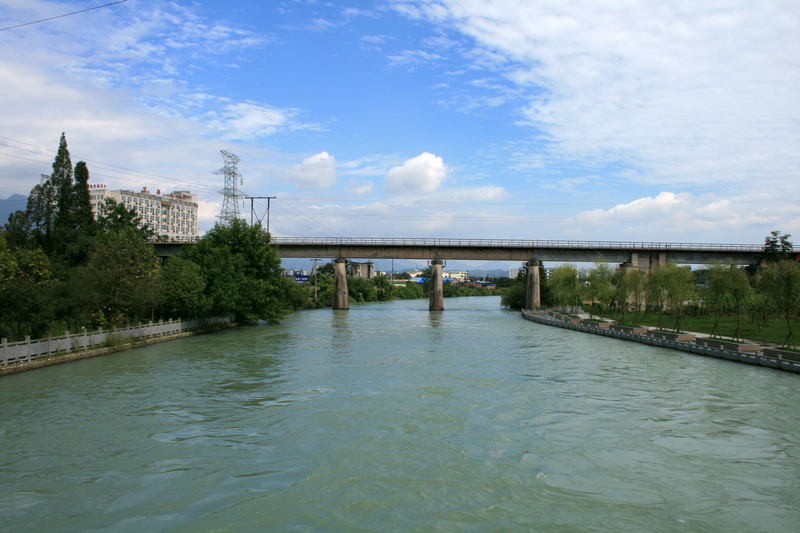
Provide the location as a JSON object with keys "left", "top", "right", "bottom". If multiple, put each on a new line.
{"left": 613, "top": 312, "right": 796, "bottom": 346}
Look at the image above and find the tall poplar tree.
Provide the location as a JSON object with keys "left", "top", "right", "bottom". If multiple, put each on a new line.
{"left": 25, "top": 175, "right": 57, "bottom": 250}
{"left": 52, "top": 133, "right": 75, "bottom": 230}
{"left": 72, "top": 161, "right": 95, "bottom": 233}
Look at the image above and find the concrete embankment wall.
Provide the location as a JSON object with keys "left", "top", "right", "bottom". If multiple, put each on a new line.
{"left": 1, "top": 318, "right": 235, "bottom": 377}
{"left": 521, "top": 310, "right": 800, "bottom": 375}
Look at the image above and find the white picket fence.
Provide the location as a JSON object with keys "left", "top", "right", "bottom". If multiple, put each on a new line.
{"left": 1, "top": 317, "right": 230, "bottom": 366}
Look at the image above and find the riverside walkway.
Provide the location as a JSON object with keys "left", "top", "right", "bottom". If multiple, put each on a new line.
{"left": 522, "top": 309, "right": 800, "bottom": 375}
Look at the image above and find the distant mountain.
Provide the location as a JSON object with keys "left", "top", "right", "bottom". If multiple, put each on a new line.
{"left": 0, "top": 194, "right": 27, "bottom": 226}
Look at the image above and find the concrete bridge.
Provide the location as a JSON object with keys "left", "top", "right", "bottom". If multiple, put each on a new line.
{"left": 155, "top": 237, "right": 774, "bottom": 312}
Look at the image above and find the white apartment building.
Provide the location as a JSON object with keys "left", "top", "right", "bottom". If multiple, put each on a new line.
{"left": 446, "top": 270, "right": 469, "bottom": 283}
{"left": 88, "top": 185, "right": 199, "bottom": 243}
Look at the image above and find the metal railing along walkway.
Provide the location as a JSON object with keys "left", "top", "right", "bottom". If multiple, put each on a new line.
{"left": 272, "top": 237, "right": 764, "bottom": 252}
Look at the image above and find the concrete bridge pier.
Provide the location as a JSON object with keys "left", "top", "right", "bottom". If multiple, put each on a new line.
{"left": 631, "top": 252, "right": 667, "bottom": 273}
{"left": 429, "top": 259, "right": 444, "bottom": 311}
{"left": 525, "top": 260, "right": 541, "bottom": 310}
{"left": 333, "top": 257, "right": 349, "bottom": 310}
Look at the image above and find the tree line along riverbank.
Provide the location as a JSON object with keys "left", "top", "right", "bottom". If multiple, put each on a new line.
{"left": 502, "top": 233, "right": 800, "bottom": 350}
{"left": 0, "top": 135, "right": 497, "bottom": 344}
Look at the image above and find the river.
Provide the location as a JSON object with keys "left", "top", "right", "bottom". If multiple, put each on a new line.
{"left": 1, "top": 296, "right": 798, "bottom": 532}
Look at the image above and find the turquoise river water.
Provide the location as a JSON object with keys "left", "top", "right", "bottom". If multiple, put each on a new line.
{"left": 1, "top": 296, "right": 799, "bottom": 532}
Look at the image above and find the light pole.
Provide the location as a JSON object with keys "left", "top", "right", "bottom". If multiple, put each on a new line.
{"left": 312, "top": 258, "right": 320, "bottom": 301}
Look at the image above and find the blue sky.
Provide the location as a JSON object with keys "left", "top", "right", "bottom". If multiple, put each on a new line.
{"left": 1, "top": 0, "right": 798, "bottom": 245}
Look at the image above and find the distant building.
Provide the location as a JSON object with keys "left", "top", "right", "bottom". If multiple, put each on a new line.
{"left": 446, "top": 270, "right": 468, "bottom": 283}
{"left": 88, "top": 185, "right": 199, "bottom": 243}
{"left": 509, "top": 267, "right": 520, "bottom": 279}
{"left": 349, "top": 261, "right": 374, "bottom": 279}
{"left": 465, "top": 281, "right": 497, "bottom": 289}
{"left": 282, "top": 269, "right": 312, "bottom": 283}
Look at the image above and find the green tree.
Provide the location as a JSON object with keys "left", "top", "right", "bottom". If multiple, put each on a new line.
{"left": 763, "top": 230, "right": 793, "bottom": 264}
{"left": 612, "top": 267, "right": 630, "bottom": 323}
{"left": 186, "top": 244, "right": 245, "bottom": 318}
{"left": 585, "top": 261, "right": 614, "bottom": 318}
{"left": 185, "top": 220, "right": 285, "bottom": 323}
{"left": 550, "top": 264, "right": 580, "bottom": 313}
{"left": 4, "top": 210, "right": 31, "bottom": 250}
{"left": 0, "top": 247, "right": 55, "bottom": 339}
{"left": 84, "top": 228, "right": 161, "bottom": 327}
{"left": 646, "top": 265, "right": 668, "bottom": 329}
{"left": 373, "top": 273, "right": 393, "bottom": 301}
{"left": 662, "top": 262, "right": 695, "bottom": 333}
{"left": 758, "top": 260, "right": 800, "bottom": 347}
{"left": 52, "top": 133, "right": 75, "bottom": 231}
{"left": 500, "top": 269, "right": 526, "bottom": 309}
{"left": 71, "top": 161, "right": 96, "bottom": 233}
{"left": 159, "top": 256, "right": 207, "bottom": 319}
{"left": 625, "top": 268, "right": 647, "bottom": 325}
{"left": 53, "top": 266, "right": 96, "bottom": 334}
{"left": 727, "top": 265, "right": 753, "bottom": 341}
{"left": 25, "top": 176, "right": 57, "bottom": 250}
{"left": 349, "top": 276, "right": 377, "bottom": 302}
{"left": 97, "top": 198, "right": 154, "bottom": 239}
{"left": 318, "top": 261, "right": 335, "bottom": 276}
{"left": 704, "top": 262, "right": 731, "bottom": 338}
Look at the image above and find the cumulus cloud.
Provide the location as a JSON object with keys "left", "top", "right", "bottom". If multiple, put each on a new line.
{"left": 286, "top": 152, "right": 337, "bottom": 189}
{"left": 383, "top": 153, "right": 448, "bottom": 194}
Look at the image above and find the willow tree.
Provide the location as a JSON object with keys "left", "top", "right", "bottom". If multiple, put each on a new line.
{"left": 662, "top": 262, "right": 696, "bottom": 333}
{"left": 704, "top": 262, "right": 731, "bottom": 338}
{"left": 726, "top": 265, "right": 753, "bottom": 341}
{"left": 759, "top": 260, "right": 800, "bottom": 347}
{"left": 585, "top": 261, "right": 614, "bottom": 319}
{"left": 646, "top": 265, "right": 668, "bottom": 329}
{"left": 626, "top": 268, "right": 647, "bottom": 326}
{"left": 550, "top": 264, "right": 580, "bottom": 313}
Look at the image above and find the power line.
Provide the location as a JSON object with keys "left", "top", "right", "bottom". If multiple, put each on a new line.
{"left": 273, "top": 199, "right": 347, "bottom": 238}
{"left": 0, "top": 139, "right": 222, "bottom": 194}
{"left": 280, "top": 196, "right": 800, "bottom": 206}
{"left": 0, "top": 151, "right": 223, "bottom": 196}
{"left": 0, "top": 1, "right": 128, "bottom": 32}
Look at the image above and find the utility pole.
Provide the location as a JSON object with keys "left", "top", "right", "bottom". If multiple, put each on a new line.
{"left": 244, "top": 196, "right": 276, "bottom": 230}
{"left": 312, "top": 258, "right": 320, "bottom": 301}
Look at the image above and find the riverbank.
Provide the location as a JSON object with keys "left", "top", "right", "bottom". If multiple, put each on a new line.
{"left": 522, "top": 309, "right": 800, "bottom": 375}
{"left": 0, "top": 322, "right": 237, "bottom": 377}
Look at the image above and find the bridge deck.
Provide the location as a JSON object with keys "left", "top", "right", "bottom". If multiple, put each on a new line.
{"left": 271, "top": 238, "right": 767, "bottom": 264}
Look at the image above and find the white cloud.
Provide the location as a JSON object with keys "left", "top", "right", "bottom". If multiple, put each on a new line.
{"left": 349, "top": 179, "right": 374, "bottom": 194}
{"left": 383, "top": 153, "right": 448, "bottom": 194}
{"left": 565, "top": 192, "right": 800, "bottom": 242}
{"left": 397, "top": 0, "right": 800, "bottom": 190}
{"left": 207, "top": 102, "right": 295, "bottom": 139}
{"left": 387, "top": 49, "right": 443, "bottom": 69}
{"left": 459, "top": 185, "right": 506, "bottom": 201}
{"left": 286, "top": 152, "right": 338, "bottom": 189}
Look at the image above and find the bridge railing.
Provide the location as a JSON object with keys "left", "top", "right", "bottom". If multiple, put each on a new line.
{"left": 271, "top": 237, "right": 764, "bottom": 252}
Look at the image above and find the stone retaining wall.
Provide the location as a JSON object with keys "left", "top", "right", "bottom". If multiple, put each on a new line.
{"left": 521, "top": 310, "right": 800, "bottom": 375}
